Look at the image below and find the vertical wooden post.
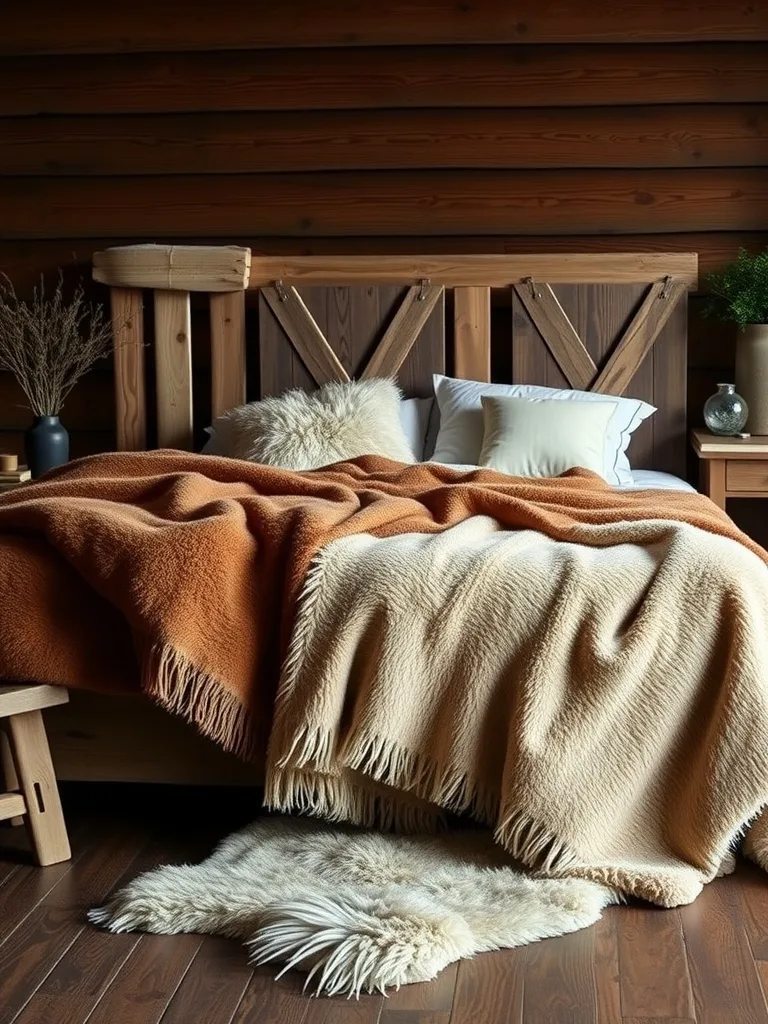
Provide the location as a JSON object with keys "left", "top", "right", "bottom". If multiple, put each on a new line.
{"left": 209, "top": 291, "right": 247, "bottom": 418}
{"left": 454, "top": 286, "right": 491, "bottom": 381}
{"left": 111, "top": 287, "right": 147, "bottom": 451}
{"left": 154, "top": 290, "right": 193, "bottom": 450}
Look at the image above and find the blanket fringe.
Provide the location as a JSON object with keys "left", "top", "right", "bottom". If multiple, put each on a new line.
{"left": 268, "top": 726, "right": 500, "bottom": 832}
{"left": 143, "top": 643, "right": 257, "bottom": 761}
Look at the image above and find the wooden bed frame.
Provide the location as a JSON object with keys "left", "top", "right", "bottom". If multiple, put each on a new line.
{"left": 44, "top": 247, "right": 698, "bottom": 784}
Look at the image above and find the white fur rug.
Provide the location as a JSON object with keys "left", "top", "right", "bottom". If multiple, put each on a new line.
{"left": 89, "top": 816, "right": 616, "bottom": 996}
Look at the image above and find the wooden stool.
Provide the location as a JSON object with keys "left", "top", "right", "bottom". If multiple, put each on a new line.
{"left": 0, "top": 684, "right": 71, "bottom": 865}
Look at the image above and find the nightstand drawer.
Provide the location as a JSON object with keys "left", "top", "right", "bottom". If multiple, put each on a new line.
{"left": 726, "top": 460, "right": 768, "bottom": 492}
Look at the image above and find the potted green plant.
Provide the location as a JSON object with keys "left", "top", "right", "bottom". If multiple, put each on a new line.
{"left": 0, "top": 275, "right": 116, "bottom": 478}
{"left": 704, "top": 248, "right": 768, "bottom": 435}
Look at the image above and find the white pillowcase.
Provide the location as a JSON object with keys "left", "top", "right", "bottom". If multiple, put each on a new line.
{"left": 431, "top": 374, "right": 655, "bottom": 486}
{"left": 203, "top": 378, "right": 415, "bottom": 470}
{"left": 399, "top": 397, "right": 434, "bottom": 461}
{"left": 479, "top": 395, "right": 617, "bottom": 479}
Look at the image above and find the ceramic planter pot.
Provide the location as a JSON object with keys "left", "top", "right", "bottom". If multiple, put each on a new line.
{"left": 24, "top": 415, "right": 69, "bottom": 479}
{"left": 735, "top": 324, "right": 768, "bottom": 436}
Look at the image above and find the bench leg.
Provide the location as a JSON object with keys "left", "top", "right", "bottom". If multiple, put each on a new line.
{"left": 0, "top": 726, "right": 24, "bottom": 826}
{"left": 8, "top": 710, "right": 71, "bottom": 865}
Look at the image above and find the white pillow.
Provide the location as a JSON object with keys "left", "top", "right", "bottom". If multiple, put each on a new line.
{"left": 479, "top": 395, "right": 617, "bottom": 479}
{"left": 204, "top": 378, "right": 415, "bottom": 470}
{"left": 431, "top": 374, "right": 655, "bottom": 486}
{"left": 399, "top": 397, "right": 434, "bottom": 460}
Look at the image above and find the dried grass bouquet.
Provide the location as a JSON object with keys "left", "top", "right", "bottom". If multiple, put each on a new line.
{"left": 0, "top": 274, "right": 115, "bottom": 417}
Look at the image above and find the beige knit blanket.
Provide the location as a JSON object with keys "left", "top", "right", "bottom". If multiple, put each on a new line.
{"left": 266, "top": 514, "right": 768, "bottom": 907}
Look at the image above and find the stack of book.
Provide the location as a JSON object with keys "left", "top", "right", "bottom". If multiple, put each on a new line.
{"left": 0, "top": 465, "right": 31, "bottom": 491}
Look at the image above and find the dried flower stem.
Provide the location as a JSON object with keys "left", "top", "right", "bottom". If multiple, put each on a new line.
{"left": 0, "top": 273, "right": 119, "bottom": 417}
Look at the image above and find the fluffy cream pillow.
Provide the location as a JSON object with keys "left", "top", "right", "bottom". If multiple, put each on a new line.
{"left": 209, "top": 378, "right": 416, "bottom": 470}
{"left": 479, "top": 395, "right": 617, "bottom": 479}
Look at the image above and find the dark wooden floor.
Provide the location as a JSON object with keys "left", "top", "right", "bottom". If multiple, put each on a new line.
{"left": 1, "top": 785, "right": 768, "bottom": 1024}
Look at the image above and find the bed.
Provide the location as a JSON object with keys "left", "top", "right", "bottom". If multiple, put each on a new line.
{"left": 37, "top": 247, "right": 699, "bottom": 785}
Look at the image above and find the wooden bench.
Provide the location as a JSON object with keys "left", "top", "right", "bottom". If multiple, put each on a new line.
{"left": 0, "top": 684, "right": 71, "bottom": 865}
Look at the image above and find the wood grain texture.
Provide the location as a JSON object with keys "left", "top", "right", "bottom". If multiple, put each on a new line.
{"left": 4, "top": 105, "right": 767, "bottom": 175}
{"left": 249, "top": 254, "right": 698, "bottom": 289}
{"left": 362, "top": 284, "right": 443, "bottom": 379}
{"left": 158, "top": 937, "right": 253, "bottom": 1024}
{"left": 451, "top": 948, "right": 525, "bottom": 1023}
{"left": 261, "top": 285, "right": 350, "bottom": 386}
{"left": 592, "top": 280, "right": 688, "bottom": 395}
{"left": 0, "top": 234, "right": 756, "bottom": 297}
{"left": 454, "top": 286, "right": 491, "bottom": 382}
{"left": 209, "top": 291, "right": 247, "bottom": 417}
{"left": 726, "top": 460, "right": 768, "bottom": 491}
{"left": 380, "top": 961, "right": 458, "bottom": 1022}
{"left": 523, "top": 927, "right": 597, "bottom": 1023}
{"left": 110, "top": 287, "right": 146, "bottom": 451}
{"left": 513, "top": 281, "right": 598, "bottom": 389}
{"left": 0, "top": 685, "right": 69, "bottom": 717}
{"left": 0, "top": 822, "right": 149, "bottom": 1023}
{"left": 0, "top": 792, "right": 26, "bottom": 822}
{"left": 2, "top": 44, "right": 766, "bottom": 115}
{"left": 8, "top": 710, "right": 71, "bottom": 866}
{"left": 617, "top": 907, "right": 694, "bottom": 1019}
{"left": 679, "top": 873, "right": 768, "bottom": 1024}
{"left": 154, "top": 289, "right": 193, "bottom": 450}
{"left": 512, "top": 281, "right": 687, "bottom": 476}
{"left": 3, "top": 1, "right": 767, "bottom": 53}
{"left": 85, "top": 933, "right": 204, "bottom": 1024}
{"left": 94, "top": 243, "right": 250, "bottom": 290}
{"left": 3, "top": 169, "right": 766, "bottom": 239}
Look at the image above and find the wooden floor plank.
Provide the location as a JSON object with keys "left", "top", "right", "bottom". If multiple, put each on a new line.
{"left": 11, "top": 829, "right": 204, "bottom": 1024}
{"left": 738, "top": 860, "right": 768, "bottom": 960}
{"left": 618, "top": 906, "right": 694, "bottom": 1019}
{"left": 160, "top": 936, "right": 253, "bottom": 1024}
{"left": 594, "top": 909, "right": 621, "bottom": 1024}
{"left": 229, "top": 966, "right": 310, "bottom": 1024}
{"left": 0, "top": 819, "right": 92, "bottom": 946}
{"left": 450, "top": 948, "right": 525, "bottom": 1024}
{"left": 623, "top": 1018, "right": 695, "bottom": 1023}
{"left": 11, "top": 928, "right": 140, "bottom": 1024}
{"left": 679, "top": 873, "right": 768, "bottom": 1024}
{"left": 0, "top": 824, "right": 150, "bottom": 1024}
{"left": 84, "top": 933, "right": 204, "bottom": 1024}
{"left": 524, "top": 927, "right": 597, "bottom": 1024}
{"left": 302, "top": 997, "right": 384, "bottom": 1023}
{"left": 380, "top": 960, "right": 458, "bottom": 1024}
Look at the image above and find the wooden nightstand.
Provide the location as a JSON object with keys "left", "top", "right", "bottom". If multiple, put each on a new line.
{"left": 691, "top": 429, "right": 768, "bottom": 510}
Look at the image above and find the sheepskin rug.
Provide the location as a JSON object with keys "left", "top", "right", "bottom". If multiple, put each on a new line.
{"left": 89, "top": 816, "right": 616, "bottom": 996}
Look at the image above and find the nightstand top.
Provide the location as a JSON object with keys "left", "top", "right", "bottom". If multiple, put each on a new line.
{"left": 691, "top": 429, "right": 768, "bottom": 458}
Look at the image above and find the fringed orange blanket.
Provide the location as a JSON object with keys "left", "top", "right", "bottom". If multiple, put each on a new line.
{"left": 0, "top": 450, "right": 765, "bottom": 764}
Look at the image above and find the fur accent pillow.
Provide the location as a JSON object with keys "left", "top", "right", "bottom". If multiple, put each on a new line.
{"left": 208, "top": 378, "right": 416, "bottom": 470}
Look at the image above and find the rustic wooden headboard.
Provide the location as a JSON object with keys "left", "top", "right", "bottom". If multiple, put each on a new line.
{"left": 93, "top": 247, "right": 698, "bottom": 477}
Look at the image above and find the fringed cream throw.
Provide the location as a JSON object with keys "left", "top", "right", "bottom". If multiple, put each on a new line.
{"left": 267, "top": 515, "right": 768, "bottom": 907}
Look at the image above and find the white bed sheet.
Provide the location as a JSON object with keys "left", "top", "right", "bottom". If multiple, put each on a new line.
{"left": 427, "top": 462, "right": 695, "bottom": 493}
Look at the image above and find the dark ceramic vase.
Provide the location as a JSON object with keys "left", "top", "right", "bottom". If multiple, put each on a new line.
{"left": 24, "top": 415, "right": 69, "bottom": 479}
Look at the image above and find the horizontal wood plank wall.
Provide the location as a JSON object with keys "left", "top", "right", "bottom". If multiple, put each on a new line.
{"left": 0, "top": 2, "right": 766, "bottom": 516}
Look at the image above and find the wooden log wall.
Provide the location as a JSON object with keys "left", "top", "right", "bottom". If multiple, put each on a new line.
{"left": 1, "top": 1, "right": 767, "bottom": 484}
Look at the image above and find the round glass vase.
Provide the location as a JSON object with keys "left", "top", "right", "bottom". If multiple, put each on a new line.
{"left": 703, "top": 383, "right": 749, "bottom": 436}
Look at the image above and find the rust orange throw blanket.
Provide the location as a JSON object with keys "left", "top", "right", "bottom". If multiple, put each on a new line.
{"left": 0, "top": 450, "right": 765, "bottom": 762}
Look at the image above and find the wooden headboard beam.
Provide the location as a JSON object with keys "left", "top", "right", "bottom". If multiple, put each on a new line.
{"left": 246, "top": 254, "right": 698, "bottom": 290}
{"left": 94, "top": 244, "right": 251, "bottom": 292}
